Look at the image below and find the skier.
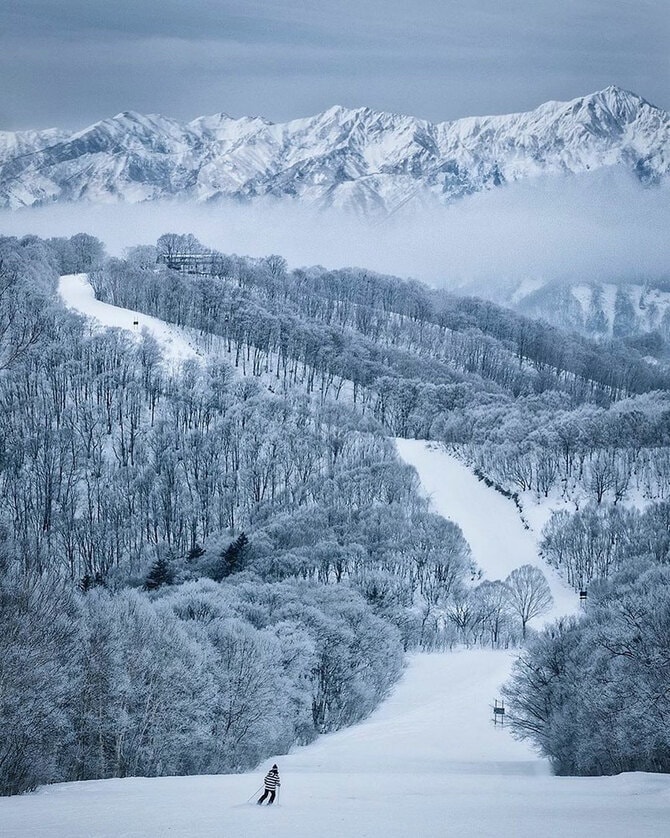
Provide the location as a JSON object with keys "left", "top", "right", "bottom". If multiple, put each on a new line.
{"left": 257, "top": 764, "right": 281, "bottom": 805}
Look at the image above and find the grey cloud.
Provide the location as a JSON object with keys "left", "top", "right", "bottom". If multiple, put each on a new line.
{"left": 1, "top": 1, "right": 668, "bottom": 129}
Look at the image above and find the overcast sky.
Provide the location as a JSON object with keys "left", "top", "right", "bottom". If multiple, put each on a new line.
{"left": 1, "top": 0, "right": 668, "bottom": 130}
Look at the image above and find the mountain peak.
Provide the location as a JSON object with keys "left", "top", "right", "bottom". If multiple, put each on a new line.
{"left": 1, "top": 89, "right": 667, "bottom": 211}
{"left": 112, "top": 110, "right": 146, "bottom": 121}
{"left": 600, "top": 84, "right": 636, "bottom": 97}
{"left": 589, "top": 85, "right": 650, "bottom": 107}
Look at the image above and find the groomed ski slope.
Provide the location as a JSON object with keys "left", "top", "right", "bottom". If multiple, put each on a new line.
{"left": 395, "top": 438, "right": 577, "bottom": 623}
{"left": 2, "top": 648, "right": 669, "bottom": 838}
{"left": 59, "top": 273, "right": 200, "bottom": 366}
{"left": 11, "top": 276, "right": 665, "bottom": 837}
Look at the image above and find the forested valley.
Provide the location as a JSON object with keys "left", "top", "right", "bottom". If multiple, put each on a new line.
{"left": 2, "top": 231, "right": 669, "bottom": 793}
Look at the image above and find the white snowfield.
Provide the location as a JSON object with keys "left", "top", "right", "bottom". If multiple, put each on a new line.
{"left": 395, "top": 438, "right": 577, "bottom": 623}
{"left": 15, "top": 278, "right": 665, "bottom": 837}
{"left": 2, "top": 650, "right": 669, "bottom": 838}
{"left": 59, "top": 273, "right": 200, "bottom": 366}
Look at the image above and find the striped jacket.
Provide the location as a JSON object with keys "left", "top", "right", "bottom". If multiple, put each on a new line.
{"left": 264, "top": 769, "right": 280, "bottom": 790}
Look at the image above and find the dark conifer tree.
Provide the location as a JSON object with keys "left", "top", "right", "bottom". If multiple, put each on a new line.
{"left": 212, "top": 533, "right": 250, "bottom": 581}
{"left": 79, "top": 572, "right": 105, "bottom": 593}
{"left": 186, "top": 543, "right": 205, "bottom": 563}
{"left": 144, "top": 556, "right": 174, "bottom": 590}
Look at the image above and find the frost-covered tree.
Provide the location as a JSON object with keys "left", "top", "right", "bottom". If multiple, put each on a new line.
{"left": 472, "top": 580, "right": 516, "bottom": 646}
{"left": 0, "top": 559, "right": 81, "bottom": 795}
{"left": 505, "top": 565, "right": 553, "bottom": 638}
{"left": 504, "top": 563, "right": 670, "bottom": 775}
{"left": 540, "top": 505, "right": 631, "bottom": 587}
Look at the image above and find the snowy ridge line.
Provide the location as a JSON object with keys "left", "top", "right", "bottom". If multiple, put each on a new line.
{"left": 58, "top": 273, "right": 358, "bottom": 401}
{"left": 3, "top": 85, "right": 668, "bottom": 212}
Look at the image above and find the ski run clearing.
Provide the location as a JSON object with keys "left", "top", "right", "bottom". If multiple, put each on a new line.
{"left": 59, "top": 273, "right": 201, "bottom": 367}
{"left": 3, "top": 645, "right": 669, "bottom": 838}
{"left": 5, "top": 277, "right": 666, "bottom": 837}
{"left": 395, "top": 439, "right": 577, "bottom": 623}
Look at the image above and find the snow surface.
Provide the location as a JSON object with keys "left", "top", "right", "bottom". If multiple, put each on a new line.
{"left": 12, "top": 284, "right": 664, "bottom": 836}
{"left": 395, "top": 438, "right": 578, "bottom": 623}
{"left": 59, "top": 273, "right": 200, "bottom": 368}
{"left": 2, "top": 649, "right": 669, "bottom": 838}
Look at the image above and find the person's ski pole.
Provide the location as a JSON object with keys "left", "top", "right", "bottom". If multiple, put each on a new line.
{"left": 246, "top": 784, "right": 264, "bottom": 803}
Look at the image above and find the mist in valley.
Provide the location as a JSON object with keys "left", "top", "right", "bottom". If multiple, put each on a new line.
{"left": 1, "top": 168, "right": 668, "bottom": 293}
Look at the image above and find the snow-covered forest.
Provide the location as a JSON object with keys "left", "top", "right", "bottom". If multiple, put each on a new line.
{"left": 1, "top": 231, "right": 670, "bottom": 799}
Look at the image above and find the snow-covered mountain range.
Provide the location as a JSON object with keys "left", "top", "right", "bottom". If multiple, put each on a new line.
{"left": 1, "top": 86, "right": 668, "bottom": 213}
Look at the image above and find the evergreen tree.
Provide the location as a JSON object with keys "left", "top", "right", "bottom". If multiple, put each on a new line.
{"left": 212, "top": 533, "right": 250, "bottom": 581}
{"left": 78, "top": 572, "right": 105, "bottom": 593}
{"left": 186, "top": 543, "right": 205, "bottom": 563}
{"left": 144, "top": 556, "right": 174, "bottom": 590}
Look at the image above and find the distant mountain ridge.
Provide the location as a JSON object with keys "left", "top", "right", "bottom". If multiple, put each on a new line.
{"left": 0, "top": 86, "right": 668, "bottom": 213}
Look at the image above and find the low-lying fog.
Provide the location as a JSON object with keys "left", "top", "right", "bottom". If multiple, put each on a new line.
{"left": 1, "top": 169, "right": 668, "bottom": 291}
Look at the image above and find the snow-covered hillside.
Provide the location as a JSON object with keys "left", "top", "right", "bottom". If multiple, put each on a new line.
{"left": 477, "top": 276, "right": 670, "bottom": 341}
{"left": 2, "top": 538, "right": 668, "bottom": 837}
{"left": 2, "top": 87, "right": 667, "bottom": 213}
{"left": 29, "top": 276, "right": 668, "bottom": 837}
{"left": 2, "top": 648, "right": 669, "bottom": 838}
{"left": 59, "top": 271, "right": 578, "bottom": 626}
